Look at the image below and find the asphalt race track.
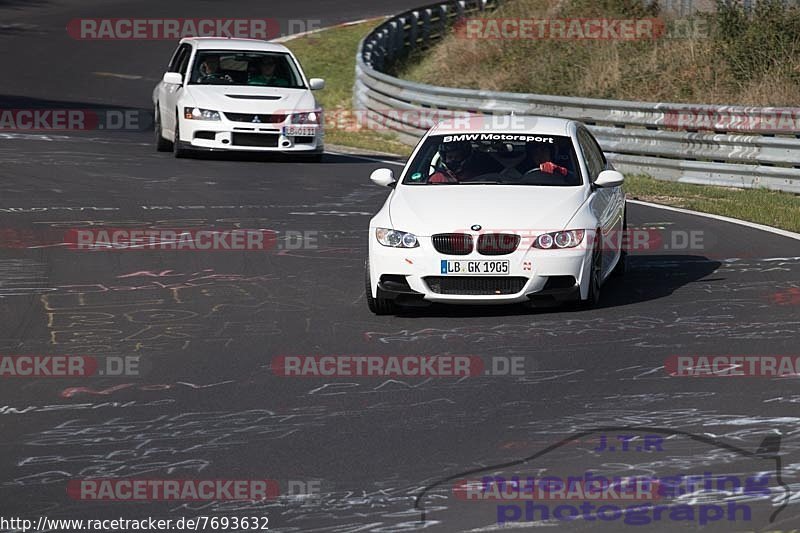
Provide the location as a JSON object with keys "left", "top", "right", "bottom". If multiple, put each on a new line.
{"left": 1, "top": 1, "right": 800, "bottom": 532}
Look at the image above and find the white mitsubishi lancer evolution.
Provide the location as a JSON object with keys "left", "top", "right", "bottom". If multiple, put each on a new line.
{"left": 366, "top": 116, "right": 627, "bottom": 314}
{"left": 153, "top": 37, "right": 325, "bottom": 161}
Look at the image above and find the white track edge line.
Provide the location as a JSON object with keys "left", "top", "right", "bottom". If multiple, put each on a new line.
{"left": 271, "top": 17, "right": 386, "bottom": 43}
{"left": 325, "top": 151, "right": 405, "bottom": 167}
{"left": 628, "top": 199, "right": 800, "bottom": 241}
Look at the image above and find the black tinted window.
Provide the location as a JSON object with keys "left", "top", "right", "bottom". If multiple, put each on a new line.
{"left": 578, "top": 129, "right": 605, "bottom": 181}
{"left": 188, "top": 50, "right": 305, "bottom": 88}
{"left": 168, "top": 44, "right": 191, "bottom": 74}
{"left": 403, "top": 133, "right": 582, "bottom": 186}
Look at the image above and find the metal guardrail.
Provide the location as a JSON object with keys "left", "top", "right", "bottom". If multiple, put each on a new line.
{"left": 353, "top": 0, "right": 800, "bottom": 193}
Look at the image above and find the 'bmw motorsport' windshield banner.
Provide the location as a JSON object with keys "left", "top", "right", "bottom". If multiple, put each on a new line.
{"left": 442, "top": 134, "right": 554, "bottom": 143}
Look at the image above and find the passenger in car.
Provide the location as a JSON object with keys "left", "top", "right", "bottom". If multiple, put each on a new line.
{"left": 248, "top": 56, "right": 289, "bottom": 87}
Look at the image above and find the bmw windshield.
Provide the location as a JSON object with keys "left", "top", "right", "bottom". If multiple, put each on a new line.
{"left": 403, "top": 134, "right": 582, "bottom": 186}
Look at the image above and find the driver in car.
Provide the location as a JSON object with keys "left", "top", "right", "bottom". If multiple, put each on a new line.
{"left": 197, "top": 56, "right": 232, "bottom": 83}
{"left": 524, "top": 143, "right": 569, "bottom": 176}
{"left": 428, "top": 141, "right": 495, "bottom": 183}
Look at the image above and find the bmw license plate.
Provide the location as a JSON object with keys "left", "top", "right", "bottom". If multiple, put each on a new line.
{"left": 441, "top": 260, "right": 509, "bottom": 275}
{"left": 283, "top": 125, "right": 317, "bottom": 137}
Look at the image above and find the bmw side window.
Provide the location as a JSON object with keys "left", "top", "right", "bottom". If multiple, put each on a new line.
{"left": 578, "top": 130, "right": 603, "bottom": 182}
{"left": 586, "top": 130, "right": 607, "bottom": 168}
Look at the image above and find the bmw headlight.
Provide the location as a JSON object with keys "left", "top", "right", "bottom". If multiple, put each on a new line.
{"left": 184, "top": 107, "right": 221, "bottom": 121}
{"left": 291, "top": 111, "right": 320, "bottom": 124}
{"left": 533, "top": 230, "right": 585, "bottom": 249}
{"left": 375, "top": 228, "right": 419, "bottom": 248}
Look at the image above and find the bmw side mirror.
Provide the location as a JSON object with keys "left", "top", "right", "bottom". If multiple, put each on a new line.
{"left": 162, "top": 72, "right": 184, "bottom": 85}
{"left": 370, "top": 168, "right": 396, "bottom": 187}
{"left": 309, "top": 78, "right": 325, "bottom": 90}
{"left": 594, "top": 170, "right": 625, "bottom": 188}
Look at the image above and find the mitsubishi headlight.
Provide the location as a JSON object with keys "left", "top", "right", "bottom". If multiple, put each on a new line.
{"left": 290, "top": 111, "right": 320, "bottom": 124}
{"left": 533, "top": 230, "right": 585, "bottom": 249}
{"left": 184, "top": 107, "right": 221, "bottom": 121}
{"left": 375, "top": 228, "right": 419, "bottom": 248}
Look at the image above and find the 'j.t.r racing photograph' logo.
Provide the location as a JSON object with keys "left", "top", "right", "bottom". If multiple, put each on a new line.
{"left": 414, "top": 426, "right": 789, "bottom": 529}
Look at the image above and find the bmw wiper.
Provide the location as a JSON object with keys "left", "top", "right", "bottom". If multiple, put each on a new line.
{"left": 462, "top": 181, "right": 500, "bottom": 184}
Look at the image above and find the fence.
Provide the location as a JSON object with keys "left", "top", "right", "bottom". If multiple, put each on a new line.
{"left": 353, "top": 0, "right": 800, "bottom": 193}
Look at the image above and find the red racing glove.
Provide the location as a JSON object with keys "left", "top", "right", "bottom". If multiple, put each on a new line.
{"left": 539, "top": 161, "right": 568, "bottom": 176}
{"left": 429, "top": 171, "right": 458, "bottom": 183}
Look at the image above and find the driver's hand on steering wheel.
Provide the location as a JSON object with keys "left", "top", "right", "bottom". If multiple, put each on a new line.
{"left": 429, "top": 170, "right": 458, "bottom": 183}
{"left": 539, "top": 161, "right": 568, "bottom": 176}
{"left": 202, "top": 73, "right": 233, "bottom": 83}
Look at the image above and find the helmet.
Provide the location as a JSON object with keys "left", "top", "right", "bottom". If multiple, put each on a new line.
{"left": 439, "top": 141, "right": 472, "bottom": 172}
{"left": 527, "top": 142, "right": 553, "bottom": 163}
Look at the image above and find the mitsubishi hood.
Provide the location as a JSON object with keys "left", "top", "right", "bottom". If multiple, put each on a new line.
{"left": 388, "top": 186, "right": 588, "bottom": 236}
{"left": 184, "top": 86, "right": 317, "bottom": 114}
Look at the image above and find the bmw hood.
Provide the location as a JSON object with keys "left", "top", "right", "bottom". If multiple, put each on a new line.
{"left": 388, "top": 186, "right": 587, "bottom": 237}
{"left": 184, "top": 86, "right": 317, "bottom": 114}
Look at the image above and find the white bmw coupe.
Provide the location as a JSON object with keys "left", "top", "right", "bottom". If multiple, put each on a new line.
{"left": 366, "top": 116, "right": 627, "bottom": 314}
{"left": 153, "top": 37, "right": 325, "bottom": 161}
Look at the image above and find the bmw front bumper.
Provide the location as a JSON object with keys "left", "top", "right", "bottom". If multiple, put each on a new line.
{"left": 368, "top": 234, "right": 593, "bottom": 306}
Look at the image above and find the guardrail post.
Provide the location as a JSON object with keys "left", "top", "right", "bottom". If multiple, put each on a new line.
{"left": 396, "top": 16, "right": 408, "bottom": 53}
{"left": 455, "top": 0, "right": 466, "bottom": 19}
{"left": 438, "top": 4, "right": 449, "bottom": 36}
{"left": 408, "top": 11, "right": 419, "bottom": 49}
{"left": 421, "top": 8, "right": 432, "bottom": 47}
{"left": 386, "top": 20, "right": 399, "bottom": 59}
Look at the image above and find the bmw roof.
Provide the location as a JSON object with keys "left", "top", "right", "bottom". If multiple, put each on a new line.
{"left": 428, "top": 115, "right": 576, "bottom": 137}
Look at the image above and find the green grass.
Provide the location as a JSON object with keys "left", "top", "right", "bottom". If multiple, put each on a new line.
{"left": 284, "top": 23, "right": 413, "bottom": 156}
{"left": 282, "top": 21, "right": 800, "bottom": 233}
{"left": 625, "top": 175, "right": 800, "bottom": 232}
{"left": 397, "top": 0, "right": 800, "bottom": 106}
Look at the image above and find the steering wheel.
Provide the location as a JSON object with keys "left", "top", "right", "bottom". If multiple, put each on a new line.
{"left": 201, "top": 73, "right": 233, "bottom": 83}
{"left": 521, "top": 168, "right": 545, "bottom": 178}
{"left": 521, "top": 167, "right": 574, "bottom": 186}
